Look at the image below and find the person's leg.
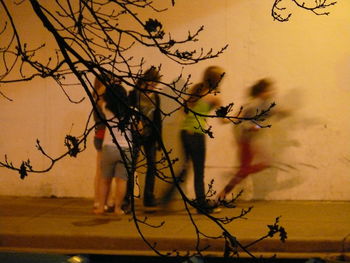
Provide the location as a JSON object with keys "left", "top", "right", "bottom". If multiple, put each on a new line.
{"left": 93, "top": 151, "right": 102, "bottom": 209}
{"left": 114, "top": 177, "right": 127, "bottom": 215}
{"left": 114, "top": 147, "right": 132, "bottom": 215}
{"left": 188, "top": 133, "right": 207, "bottom": 207}
{"left": 232, "top": 140, "right": 270, "bottom": 182}
{"left": 217, "top": 140, "right": 253, "bottom": 201}
{"left": 178, "top": 130, "right": 191, "bottom": 183}
{"left": 218, "top": 138, "right": 271, "bottom": 202}
{"left": 122, "top": 146, "right": 139, "bottom": 212}
{"left": 217, "top": 175, "right": 243, "bottom": 201}
{"left": 94, "top": 176, "right": 112, "bottom": 214}
{"left": 94, "top": 145, "right": 116, "bottom": 214}
{"left": 94, "top": 150, "right": 115, "bottom": 212}
{"left": 161, "top": 130, "right": 189, "bottom": 205}
{"left": 106, "top": 182, "right": 116, "bottom": 211}
{"left": 241, "top": 162, "right": 270, "bottom": 176}
{"left": 143, "top": 138, "right": 157, "bottom": 206}
{"left": 121, "top": 173, "right": 132, "bottom": 213}
{"left": 188, "top": 133, "right": 221, "bottom": 214}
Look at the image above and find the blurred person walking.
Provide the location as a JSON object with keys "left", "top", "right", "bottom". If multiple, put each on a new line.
{"left": 162, "top": 66, "right": 226, "bottom": 214}
{"left": 217, "top": 78, "right": 288, "bottom": 201}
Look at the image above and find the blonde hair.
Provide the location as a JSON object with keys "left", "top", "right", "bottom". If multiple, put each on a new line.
{"left": 203, "top": 66, "right": 225, "bottom": 90}
{"left": 187, "top": 66, "right": 225, "bottom": 106}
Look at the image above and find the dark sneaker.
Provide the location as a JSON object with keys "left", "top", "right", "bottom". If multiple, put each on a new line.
{"left": 143, "top": 198, "right": 158, "bottom": 207}
{"left": 121, "top": 202, "right": 131, "bottom": 214}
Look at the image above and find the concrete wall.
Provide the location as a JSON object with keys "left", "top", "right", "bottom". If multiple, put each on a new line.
{"left": 1, "top": 0, "right": 349, "bottom": 200}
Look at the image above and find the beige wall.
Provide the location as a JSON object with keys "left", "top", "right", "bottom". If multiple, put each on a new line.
{"left": 1, "top": 0, "right": 349, "bottom": 200}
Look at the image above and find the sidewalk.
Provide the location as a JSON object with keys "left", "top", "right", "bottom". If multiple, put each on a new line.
{"left": 0, "top": 196, "right": 349, "bottom": 260}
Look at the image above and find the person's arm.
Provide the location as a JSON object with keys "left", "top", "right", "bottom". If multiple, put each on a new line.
{"left": 93, "top": 78, "right": 106, "bottom": 151}
{"left": 204, "top": 93, "right": 230, "bottom": 124}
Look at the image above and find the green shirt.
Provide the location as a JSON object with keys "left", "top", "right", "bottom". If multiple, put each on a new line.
{"left": 181, "top": 99, "right": 212, "bottom": 134}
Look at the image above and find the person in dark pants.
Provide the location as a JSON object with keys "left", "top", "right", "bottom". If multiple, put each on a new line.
{"left": 129, "top": 66, "right": 162, "bottom": 208}
{"left": 161, "top": 66, "right": 225, "bottom": 214}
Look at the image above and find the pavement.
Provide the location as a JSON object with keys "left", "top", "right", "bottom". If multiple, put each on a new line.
{"left": 0, "top": 196, "right": 349, "bottom": 261}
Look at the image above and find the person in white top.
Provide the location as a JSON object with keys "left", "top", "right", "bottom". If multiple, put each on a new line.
{"left": 93, "top": 83, "right": 135, "bottom": 216}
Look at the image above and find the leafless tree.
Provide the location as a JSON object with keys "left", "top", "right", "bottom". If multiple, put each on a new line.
{"left": 0, "top": 0, "right": 334, "bottom": 260}
{"left": 272, "top": 0, "right": 337, "bottom": 22}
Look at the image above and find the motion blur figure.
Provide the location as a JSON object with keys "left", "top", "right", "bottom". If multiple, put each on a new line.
{"left": 218, "top": 78, "right": 288, "bottom": 201}
{"left": 162, "top": 66, "right": 226, "bottom": 214}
